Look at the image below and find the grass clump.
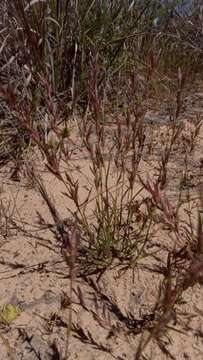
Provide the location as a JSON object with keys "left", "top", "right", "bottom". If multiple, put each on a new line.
{"left": 0, "top": 1, "right": 203, "bottom": 359}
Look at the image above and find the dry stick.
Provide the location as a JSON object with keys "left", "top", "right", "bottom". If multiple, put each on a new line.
{"left": 30, "top": 170, "right": 80, "bottom": 358}
{"left": 30, "top": 169, "right": 70, "bottom": 248}
{"left": 63, "top": 224, "right": 80, "bottom": 359}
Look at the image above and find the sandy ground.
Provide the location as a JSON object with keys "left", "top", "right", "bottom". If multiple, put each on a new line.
{"left": 0, "top": 87, "right": 203, "bottom": 359}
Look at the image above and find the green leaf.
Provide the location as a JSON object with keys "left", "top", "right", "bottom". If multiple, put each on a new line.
{"left": 0, "top": 304, "right": 21, "bottom": 325}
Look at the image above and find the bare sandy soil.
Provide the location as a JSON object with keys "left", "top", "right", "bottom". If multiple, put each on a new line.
{"left": 0, "top": 87, "right": 203, "bottom": 360}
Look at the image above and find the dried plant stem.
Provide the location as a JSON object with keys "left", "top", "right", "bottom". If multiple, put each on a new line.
{"left": 64, "top": 265, "right": 73, "bottom": 359}
{"left": 63, "top": 224, "right": 79, "bottom": 359}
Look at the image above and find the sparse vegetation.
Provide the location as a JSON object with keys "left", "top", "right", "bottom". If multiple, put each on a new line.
{"left": 0, "top": 1, "right": 203, "bottom": 359}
